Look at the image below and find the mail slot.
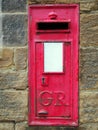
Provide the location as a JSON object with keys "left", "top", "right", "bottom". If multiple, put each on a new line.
{"left": 28, "top": 4, "right": 79, "bottom": 126}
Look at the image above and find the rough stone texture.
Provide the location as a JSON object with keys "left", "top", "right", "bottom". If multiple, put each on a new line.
{"left": 80, "top": 107, "right": 98, "bottom": 123}
{"left": 80, "top": 48, "right": 98, "bottom": 90}
{"left": 0, "top": 13, "right": 3, "bottom": 51}
{"left": 0, "top": 91, "right": 28, "bottom": 121}
{"left": 80, "top": 92, "right": 98, "bottom": 108}
{"left": 0, "top": 48, "right": 13, "bottom": 68}
{"left": 2, "top": 0, "right": 27, "bottom": 12}
{"left": 3, "top": 14, "right": 27, "bottom": 46}
{"left": 79, "top": 123, "right": 98, "bottom": 130}
{"left": 80, "top": 1, "right": 98, "bottom": 11}
{"left": 54, "top": 0, "right": 79, "bottom": 3}
{"left": 14, "top": 47, "right": 27, "bottom": 70}
{"left": 0, "top": 71, "right": 27, "bottom": 90}
{"left": 26, "top": 127, "right": 78, "bottom": 130}
{"left": 15, "top": 122, "right": 27, "bottom": 130}
{"left": 80, "top": 13, "right": 98, "bottom": 47}
{"left": 0, "top": 123, "right": 14, "bottom": 130}
{"left": 80, "top": 92, "right": 98, "bottom": 123}
{"left": 0, "top": 48, "right": 3, "bottom": 59}
{"left": 28, "top": 0, "right": 79, "bottom": 4}
{"left": 28, "top": 0, "right": 55, "bottom": 4}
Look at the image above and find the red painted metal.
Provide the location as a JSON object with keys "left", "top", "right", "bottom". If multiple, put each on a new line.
{"left": 28, "top": 4, "right": 79, "bottom": 126}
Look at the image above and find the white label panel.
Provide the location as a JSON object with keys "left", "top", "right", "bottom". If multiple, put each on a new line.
{"left": 44, "top": 42, "right": 63, "bottom": 72}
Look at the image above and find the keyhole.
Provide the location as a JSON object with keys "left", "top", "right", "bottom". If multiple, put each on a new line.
{"left": 42, "top": 77, "right": 45, "bottom": 84}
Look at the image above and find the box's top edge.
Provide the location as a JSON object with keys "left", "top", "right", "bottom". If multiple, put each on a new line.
{"left": 28, "top": 4, "right": 79, "bottom": 8}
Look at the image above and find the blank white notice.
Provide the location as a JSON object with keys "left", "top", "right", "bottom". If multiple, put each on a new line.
{"left": 44, "top": 42, "right": 63, "bottom": 72}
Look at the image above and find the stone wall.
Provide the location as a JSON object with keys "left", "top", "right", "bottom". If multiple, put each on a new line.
{"left": 0, "top": 0, "right": 98, "bottom": 130}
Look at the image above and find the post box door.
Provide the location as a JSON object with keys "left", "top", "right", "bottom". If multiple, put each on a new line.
{"left": 36, "top": 42, "right": 72, "bottom": 118}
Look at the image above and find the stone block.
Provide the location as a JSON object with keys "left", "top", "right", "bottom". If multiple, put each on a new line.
{"left": 0, "top": 71, "right": 27, "bottom": 90}
{"left": 80, "top": 107, "right": 98, "bottom": 123}
{"left": 80, "top": 48, "right": 98, "bottom": 90}
{"left": 80, "top": 0, "right": 98, "bottom": 11}
{"left": 80, "top": 92, "right": 98, "bottom": 108}
{"left": 79, "top": 123, "right": 98, "bottom": 130}
{"left": 26, "top": 127, "right": 77, "bottom": 130}
{"left": 0, "top": 91, "right": 28, "bottom": 121}
{"left": 80, "top": 48, "right": 98, "bottom": 73}
{"left": 14, "top": 122, "right": 98, "bottom": 130}
{"left": 0, "top": 123, "right": 14, "bottom": 130}
{"left": 79, "top": 92, "right": 98, "bottom": 123}
{"left": 15, "top": 122, "right": 27, "bottom": 130}
{"left": 2, "top": 0, "right": 27, "bottom": 12}
{"left": 80, "top": 13, "right": 98, "bottom": 47}
{"left": 14, "top": 47, "right": 27, "bottom": 70}
{"left": 3, "top": 14, "right": 27, "bottom": 46}
{"left": 28, "top": 0, "right": 79, "bottom": 4}
{"left": 55, "top": 0, "right": 79, "bottom": 3}
{"left": 28, "top": 0, "right": 56, "bottom": 4}
{"left": 0, "top": 48, "right": 13, "bottom": 68}
{"left": 0, "top": 48, "right": 3, "bottom": 59}
{"left": 80, "top": 1, "right": 98, "bottom": 11}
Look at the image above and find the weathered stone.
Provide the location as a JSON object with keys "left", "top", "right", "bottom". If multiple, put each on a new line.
{"left": 15, "top": 122, "right": 27, "bottom": 130}
{"left": 26, "top": 127, "right": 77, "bottom": 130}
{"left": 80, "top": 48, "right": 98, "bottom": 90}
{"left": 0, "top": 71, "right": 27, "bottom": 90}
{"left": 80, "top": 48, "right": 98, "bottom": 73}
{"left": 55, "top": 0, "right": 79, "bottom": 3}
{"left": 28, "top": 0, "right": 79, "bottom": 4}
{"left": 80, "top": 0, "right": 96, "bottom": 1}
{"left": 2, "top": 0, "right": 27, "bottom": 12}
{"left": 80, "top": 0, "right": 98, "bottom": 11}
{"left": 0, "top": 48, "right": 2, "bottom": 59}
{"left": 79, "top": 92, "right": 98, "bottom": 123}
{"left": 3, "top": 14, "right": 27, "bottom": 46}
{"left": 14, "top": 47, "right": 27, "bottom": 70}
{"left": 0, "top": 91, "right": 28, "bottom": 121}
{"left": 80, "top": 107, "right": 98, "bottom": 123}
{"left": 28, "top": 0, "right": 56, "bottom": 4}
{"left": 80, "top": 13, "right": 98, "bottom": 47}
{"left": 0, "top": 48, "right": 13, "bottom": 68}
{"left": 80, "top": 92, "right": 98, "bottom": 108}
{"left": 0, "top": 123, "right": 14, "bottom": 130}
{"left": 5, "top": 121, "right": 98, "bottom": 130}
{"left": 0, "top": 14, "right": 3, "bottom": 53}
{"left": 79, "top": 123, "right": 98, "bottom": 130}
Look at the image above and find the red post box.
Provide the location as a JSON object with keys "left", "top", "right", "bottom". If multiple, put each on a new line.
{"left": 28, "top": 4, "right": 79, "bottom": 126}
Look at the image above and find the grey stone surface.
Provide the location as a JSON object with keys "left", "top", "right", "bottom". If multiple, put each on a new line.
{"left": 26, "top": 127, "right": 78, "bottom": 130}
{"left": 80, "top": 13, "right": 98, "bottom": 47}
{"left": 0, "top": 90, "right": 28, "bottom": 121}
{"left": 0, "top": 13, "right": 3, "bottom": 49}
{"left": 79, "top": 123, "right": 98, "bottom": 130}
{"left": 28, "top": 0, "right": 79, "bottom": 4}
{"left": 80, "top": 92, "right": 98, "bottom": 108}
{"left": 80, "top": 107, "right": 98, "bottom": 123}
{"left": 15, "top": 122, "right": 27, "bottom": 130}
{"left": 0, "top": 123, "right": 14, "bottom": 130}
{"left": 80, "top": 1, "right": 98, "bottom": 11}
{"left": 80, "top": 48, "right": 98, "bottom": 90}
{"left": 3, "top": 14, "right": 27, "bottom": 46}
{"left": 0, "top": 71, "right": 27, "bottom": 90}
{"left": 0, "top": 0, "right": 2, "bottom": 13}
{"left": 14, "top": 47, "right": 27, "bottom": 70}
{"left": 2, "top": 0, "right": 27, "bottom": 12}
